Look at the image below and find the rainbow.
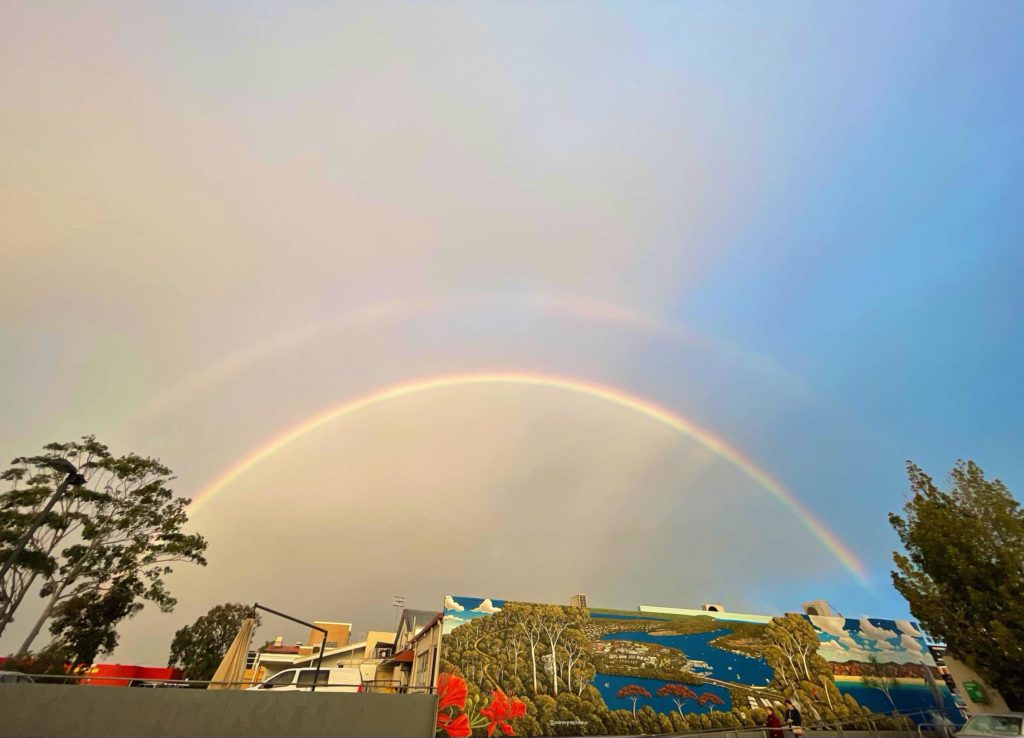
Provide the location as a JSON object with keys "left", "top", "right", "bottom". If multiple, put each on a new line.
{"left": 190, "top": 371, "right": 869, "bottom": 583}
{"left": 136, "top": 293, "right": 810, "bottom": 424}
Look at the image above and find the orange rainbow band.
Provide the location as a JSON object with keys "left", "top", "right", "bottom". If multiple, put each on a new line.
{"left": 190, "top": 372, "right": 869, "bottom": 584}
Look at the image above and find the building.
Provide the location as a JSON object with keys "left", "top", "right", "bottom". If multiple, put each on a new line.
{"left": 928, "top": 642, "right": 1011, "bottom": 716}
{"left": 278, "top": 630, "right": 396, "bottom": 684}
{"left": 376, "top": 608, "right": 442, "bottom": 692}
{"left": 248, "top": 620, "right": 353, "bottom": 684}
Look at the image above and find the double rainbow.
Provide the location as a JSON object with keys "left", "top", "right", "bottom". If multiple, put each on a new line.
{"left": 191, "top": 371, "right": 868, "bottom": 584}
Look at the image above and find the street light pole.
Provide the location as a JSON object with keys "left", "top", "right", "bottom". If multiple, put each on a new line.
{"left": 0, "top": 458, "right": 85, "bottom": 592}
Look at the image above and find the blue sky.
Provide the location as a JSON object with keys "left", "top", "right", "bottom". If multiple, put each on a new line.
{"left": 1, "top": 2, "right": 1021, "bottom": 662}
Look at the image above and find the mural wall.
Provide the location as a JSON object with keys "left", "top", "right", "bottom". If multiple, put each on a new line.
{"left": 437, "top": 595, "right": 959, "bottom": 738}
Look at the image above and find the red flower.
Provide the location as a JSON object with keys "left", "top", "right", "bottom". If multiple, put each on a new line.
{"left": 437, "top": 673, "right": 468, "bottom": 712}
{"left": 437, "top": 712, "right": 472, "bottom": 738}
{"left": 479, "top": 689, "right": 527, "bottom": 737}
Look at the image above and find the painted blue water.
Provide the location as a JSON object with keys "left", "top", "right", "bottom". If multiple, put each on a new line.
{"left": 601, "top": 629, "right": 773, "bottom": 686}
{"left": 595, "top": 673, "right": 732, "bottom": 715}
{"left": 836, "top": 683, "right": 963, "bottom": 725}
{"left": 591, "top": 613, "right": 669, "bottom": 621}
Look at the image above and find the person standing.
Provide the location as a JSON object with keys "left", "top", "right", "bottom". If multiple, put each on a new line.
{"left": 783, "top": 699, "right": 804, "bottom": 737}
{"left": 765, "top": 708, "right": 785, "bottom": 738}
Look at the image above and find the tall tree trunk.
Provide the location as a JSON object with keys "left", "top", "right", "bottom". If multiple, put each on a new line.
{"left": 820, "top": 678, "right": 835, "bottom": 711}
{"left": 799, "top": 649, "right": 812, "bottom": 680}
{"left": 883, "top": 688, "right": 897, "bottom": 714}
{"left": 0, "top": 569, "right": 40, "bottom": 637}
{"left": 15, "top": 585, "right": 61, "bottom": 656}
{"left": 16, "top": 551, "right": 90, "bottom": 657}
{"left": 0, "top": 529, "right": 67, "bottom": 638}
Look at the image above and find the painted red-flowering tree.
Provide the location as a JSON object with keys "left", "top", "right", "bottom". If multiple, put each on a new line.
{"left": 657, "top": 683, "right": 697, "bottom": 719}
{"left": 699, "top": 692, "right": 725, "bottom": 712}
{"left": 617, "top": 684, "right": 652, "bottom": 717}
{"left": 437, "top": 673, "right": 472, "bottom": 738}
{"left": 436, "top": 674, "right": 526, "bottom": 738}
{"left": 480, "top": 689, "right": 527, "bottom": 737}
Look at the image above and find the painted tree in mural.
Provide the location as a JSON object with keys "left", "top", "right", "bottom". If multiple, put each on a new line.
{"left": 890, "top": 460, "right": 1024, "bottom": 710}
{"left": 562, "top": 629, "right": 585, "bottom": 694}
{"left": 699, "top": 692, "right": 725, "bottom": 712}
{"left": 762, "top": 614, "right": 844, "bottom": 719}
{"left": 861, "top": 654, "right": 900, "bottom": 714}
{"left": 656, "top": 683, "right": 697, "bottom": 718}
{"left": 510, "top": 604, "right": 545, "bottom": 695}
{"left": 440, "top": 602, "right": 614, "bottom": 736}
{"left": 540, "top": 607, "right": 572, "bottom": 696}
{"left": 617, "top": 684, "right": 651, "bottom": 717}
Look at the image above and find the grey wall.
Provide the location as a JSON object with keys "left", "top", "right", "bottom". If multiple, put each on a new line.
{"left": 0, "top": 685, "right": 436, "bottom": 738}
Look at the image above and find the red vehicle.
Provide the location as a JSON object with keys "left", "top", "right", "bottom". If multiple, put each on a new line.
{"left": 80, "top": 664, "right": 184, "bottom": 687}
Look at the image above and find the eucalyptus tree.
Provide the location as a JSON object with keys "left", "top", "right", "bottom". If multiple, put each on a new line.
{"left": 891, "top": 460, "right": 1024, "bottom": 710}
{"left": 0, "top": 436, "right": 207, "bottom": 657}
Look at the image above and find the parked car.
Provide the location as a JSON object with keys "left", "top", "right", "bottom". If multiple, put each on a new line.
{"left": 957, "top": 714, "right": 1024, "bottom": 737}
{"left": 0, "top": 671, "right": 34, "bottom": 684}
{"left": 247, "top": 667, "right": 363, "bottom": 693}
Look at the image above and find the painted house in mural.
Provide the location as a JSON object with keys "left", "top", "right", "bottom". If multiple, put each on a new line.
{"left": 436, "top": 595, "right": 961, "bottom": 738}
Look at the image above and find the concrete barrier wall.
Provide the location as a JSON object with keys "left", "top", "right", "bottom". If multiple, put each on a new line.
{"left": 0, "top": 684, "right": 437, "bottom": 738}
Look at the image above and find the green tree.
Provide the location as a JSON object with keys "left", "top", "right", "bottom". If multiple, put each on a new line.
{"left": 0, "top": 437, "right": 208, "bottom": 656}
{"left": 890, "top": 460, "right": 1024, "bottom": 709}
{"left": 47, "top": 576, "right": 141, "bottom": 665}
{"left": 168, "top": 602, "right": 261, "bottom": 681}
{"left": 1, "top": 437, "right": 110, "bottom": 637}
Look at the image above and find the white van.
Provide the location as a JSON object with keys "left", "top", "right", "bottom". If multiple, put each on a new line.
{"left": 247, "top": 667, "right": 363, "bottom": 693}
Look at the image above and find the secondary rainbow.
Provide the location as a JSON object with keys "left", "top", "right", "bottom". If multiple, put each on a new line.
{"left": 191, "top": 371, "right": 869, "bottom": 584}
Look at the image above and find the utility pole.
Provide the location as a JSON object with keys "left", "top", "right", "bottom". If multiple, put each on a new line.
{"left": 393, "top": 595, "right": 406, "bottom": 634}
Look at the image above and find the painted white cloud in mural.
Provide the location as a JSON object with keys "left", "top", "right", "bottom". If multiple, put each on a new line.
{"left": 444, "top": 595, "right": 465, "bottom": 612}
{"left": 818, "top": 639, "right": 849, "bottom": 660}
{"left": 839, "top": 634, "right": 861, "bottom": 651}
{"left": 442, "top": 613, "right": 469, "bottom": 635}
{"left": 899, "top": 633, "right": 925, "bottom": 655}
{"left": 809, "top": 615, "right": 847, "bottom": 637}
{"left": 472, "top": 598, "right": 502, "bottom": 614}
{"left": 858, "top": 618, "right": 896, "bottom": 642}
{"left": 895, "top": 620, "right": 922, "bottom": 638}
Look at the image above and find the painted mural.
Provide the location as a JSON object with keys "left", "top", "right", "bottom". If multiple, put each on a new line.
{"left": 438, "top": 596, "right": 959, "bottom": 738}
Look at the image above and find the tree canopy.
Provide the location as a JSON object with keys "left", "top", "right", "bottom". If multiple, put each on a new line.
{"left": 1, "top": 436, "right": 207, "bottom": 660}
{"left": 169, "top": 602, "right": 260, "bottom": 681}
{"left": 890, "top": 460, "right": 1024, "bottom": 710}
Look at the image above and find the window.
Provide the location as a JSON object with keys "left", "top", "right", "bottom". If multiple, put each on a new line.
{"left": 961, "top": 716, "right": 1024, "bottom": 736}
{"left": 297, "top": 669, "right": 329, "bottom": 687}
{"left": 264, "top": 671, "right": 296, "bottom": 688}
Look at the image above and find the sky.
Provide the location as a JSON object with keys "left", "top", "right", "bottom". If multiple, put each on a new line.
{"left": 1, "top": 2, "right": 1022, "bottom": 664}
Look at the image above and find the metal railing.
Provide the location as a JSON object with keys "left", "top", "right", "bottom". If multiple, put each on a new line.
{"left": 13, "top": 671, "right": 438, "bottom": 693}
{"left": 654, "top": 707, "right": 958, "bottom": 738}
